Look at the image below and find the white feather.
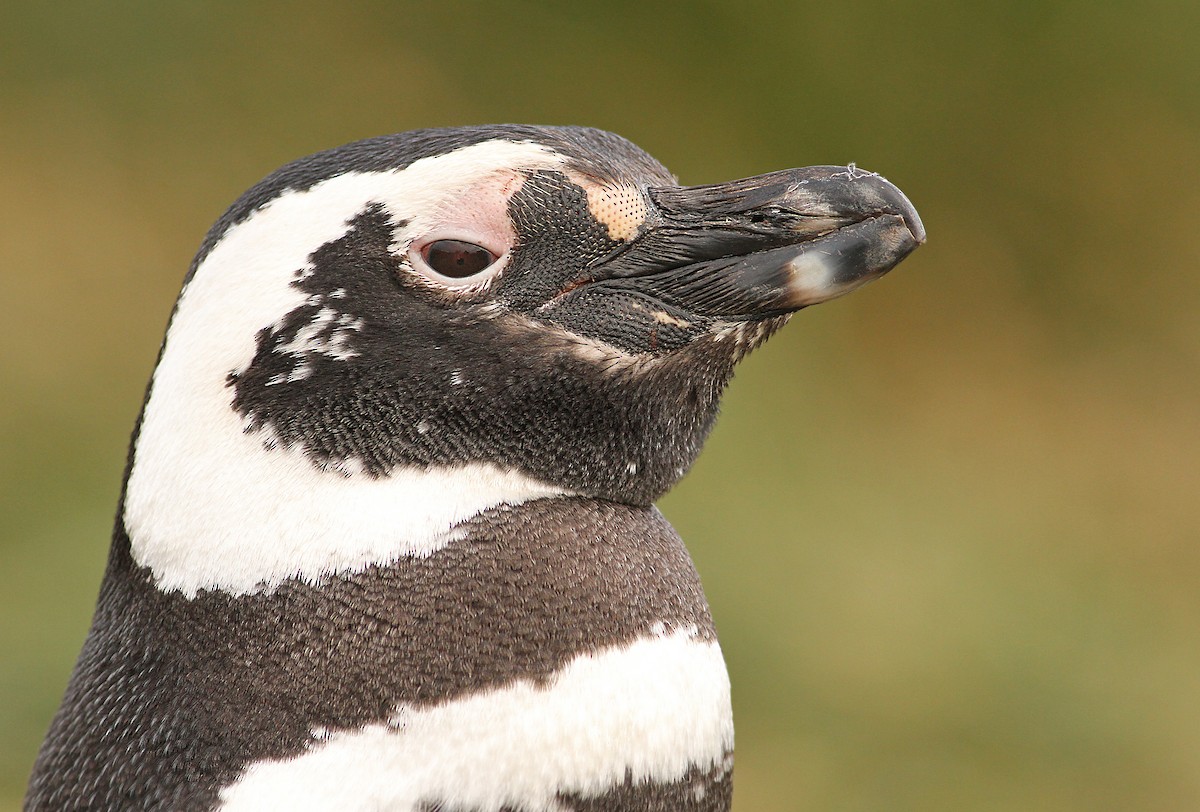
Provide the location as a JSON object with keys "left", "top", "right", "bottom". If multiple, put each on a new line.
{"left": 219, "top": 627, "right": 733, "bottom": 812}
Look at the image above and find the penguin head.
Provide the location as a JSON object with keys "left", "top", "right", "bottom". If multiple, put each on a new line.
{"left": 125, "top": 125, "right": 923, "bottom": 594}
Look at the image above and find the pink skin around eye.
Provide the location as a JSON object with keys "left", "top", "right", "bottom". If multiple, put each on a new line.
{"left": 411, "top": 173, "right": 523, "bottom": 276}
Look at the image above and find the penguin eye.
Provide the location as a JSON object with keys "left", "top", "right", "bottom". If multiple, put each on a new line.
{"left": 420, "top": 240, "right": 498, "bottom": 279}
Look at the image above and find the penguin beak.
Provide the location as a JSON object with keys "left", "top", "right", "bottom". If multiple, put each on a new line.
{"left": 589, "top": 166, "right": 925, "bottom": 321}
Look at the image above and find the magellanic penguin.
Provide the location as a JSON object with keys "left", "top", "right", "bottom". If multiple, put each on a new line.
{"left": 26, "top": 125, "right": 924, "bottom": 811}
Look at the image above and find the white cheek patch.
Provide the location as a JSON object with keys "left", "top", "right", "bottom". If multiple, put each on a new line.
{"left": 273, "top": 307, "right": 363, "bottom": 360}
{"left": 218, "top": 627, "right": 733, "bottom": 812}
{"left": 124, "top": 140, "right": 573, "bottom": 598}
{"left": 267, "top": 306, "right": 364, "bottom": 385}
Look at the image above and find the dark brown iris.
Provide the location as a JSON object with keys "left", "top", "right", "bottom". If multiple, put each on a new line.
{"left": 422, "top": 239, "right": 497, "bottom": 278}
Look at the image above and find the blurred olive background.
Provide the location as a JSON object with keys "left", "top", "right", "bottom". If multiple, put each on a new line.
{"left": 3, "top": 1, "right": 1198, "bottom": 810}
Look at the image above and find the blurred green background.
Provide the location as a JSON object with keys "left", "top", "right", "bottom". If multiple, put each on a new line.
{"left": 3, "top": 1, "right": 1198, "bottom": 810}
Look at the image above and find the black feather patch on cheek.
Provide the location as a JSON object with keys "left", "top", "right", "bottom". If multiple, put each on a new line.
{"left": 227, "top": 204, "right": 413, "bottom": 471}
{"left": 498, "top": 170, "right": 624, "bottom": 312}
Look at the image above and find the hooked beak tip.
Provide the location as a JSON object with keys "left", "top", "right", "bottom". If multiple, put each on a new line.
{"left": 890, "top": 182, "right": 926, "bottom": 245}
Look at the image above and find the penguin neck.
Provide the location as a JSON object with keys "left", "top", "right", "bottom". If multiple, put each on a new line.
{"left": 119, "top": 379, "right": 571, "bottom": 598}
{"left": 117, "top": 335, "right": 735, "bottom": 598}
